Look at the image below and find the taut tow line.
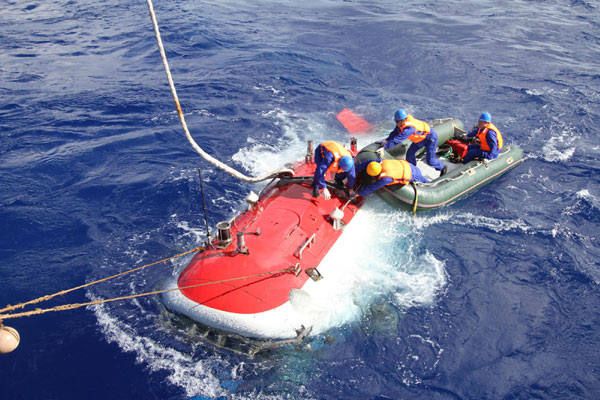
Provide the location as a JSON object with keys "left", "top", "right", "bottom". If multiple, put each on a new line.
{"left": 145, "top": 0, "right": 294, "bottom": 182}
{"left": 0, "top": 267, "right": 295, "bottom": 321}
{"left": 0, "top": 246, "right": 203, "bottom": 315}
{"left": 0, "top": 244, "right": 295, "bottom": 354}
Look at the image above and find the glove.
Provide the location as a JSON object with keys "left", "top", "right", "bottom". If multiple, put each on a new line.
{"left": 312, "top": 186, "right": 319, "bottom": 198}
{"left": 322, "top": 187, "right": 331, "bottom": 200}
{"left": 376, "top": 147, "right": 385, "bottom": 158}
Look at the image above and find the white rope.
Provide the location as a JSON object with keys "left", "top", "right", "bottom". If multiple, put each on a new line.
{"left": 145, "top": 0, "right": 294, "bottom": 182}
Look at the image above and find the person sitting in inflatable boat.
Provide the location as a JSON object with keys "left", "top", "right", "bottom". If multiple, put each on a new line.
{"left": 312, "top": 141, "right": 356, "bottom": 199}
{"left": 356, "top": 159, "right": 428, "bottom": 198}
{"left": 460, "top": 112, "right": 504, "bottom": 164}
{"left": 376, "top": 108, "right": 445, "bottom": 174}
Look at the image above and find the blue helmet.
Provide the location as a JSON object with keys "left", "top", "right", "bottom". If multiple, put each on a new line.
{"left": 394, "top": 108, "right": 408, "bottom": 121}
{"left": 479, "top": 112, "right": 492, "bottom": 122}
{"left": 338, "top": 155, "right": 354, "bottom": 172}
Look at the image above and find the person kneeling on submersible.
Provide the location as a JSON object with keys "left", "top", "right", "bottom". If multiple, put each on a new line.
{"left": 312, "top": 141, "right": 356, "bottom": 200}
{"left": 356, "top": 159, "right": 429, "bottom": 198}
{"left": 461, "top": 112, "right": 504, "bottom": 164}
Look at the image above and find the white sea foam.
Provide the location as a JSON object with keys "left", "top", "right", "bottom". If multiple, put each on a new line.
{"left": 279, "top": 200, "right": 448, "bottom": 335}
{"left": 174, "top": 216, "right": 211, "bottom": 245}
{"left": 231, "top": 108, "right": 312, "bottom": 176}
{"left": 525, "top": 87, "right": 553, "bottom": 96}
{"left": 284, "top": 197, "right": 449, "bottom": 336}
{"left": 253, "top": 83, "right": 282, "bottom": 96}
{"left": 576, "top": 189, "right": 600, "bottom": 208}
{"left": 541, "top": 130, "right": 577, "bottom": 162}
{"left": 444, "top": 212, "right": 533, "bottom": 233}
{"left": 92, "top": 302, "right": 225, "bottom": 398}
{"left": 231, "top": 108, "right": 380, "bottom": 177}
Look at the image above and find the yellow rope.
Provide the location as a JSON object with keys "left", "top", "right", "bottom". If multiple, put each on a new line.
{"left": 411, "top": 182, "right": 419, "bottom": 215}
{"left": 0, "top": 267, "right": 294, "bottom": 320}
{"left": 0, "top": 246, "right": 204, "bottom": 314}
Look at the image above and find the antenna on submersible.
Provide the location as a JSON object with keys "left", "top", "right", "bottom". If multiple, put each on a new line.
{"left": 197, "top": 168, "right": 212, "bottom": 244}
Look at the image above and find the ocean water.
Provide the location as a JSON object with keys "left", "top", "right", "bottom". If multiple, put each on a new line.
{"left": 1, "top": 0, "right": 599, "bottom": 399}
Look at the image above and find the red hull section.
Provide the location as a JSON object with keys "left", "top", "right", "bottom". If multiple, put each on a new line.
{"left": 177, "top": 161, "right": 362, "bottom": 315}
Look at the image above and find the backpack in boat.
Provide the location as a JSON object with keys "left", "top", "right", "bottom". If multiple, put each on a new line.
{"left": 446, "top": 139, "right": 469, "bottom": 161}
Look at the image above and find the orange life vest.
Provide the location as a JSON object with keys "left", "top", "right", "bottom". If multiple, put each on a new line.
{"left": 321, "top": 141, "right": 352, "bottom": 173}
{"left": 476, "top": 122, "right": 503, "bottom": 152}
{"left": 400, "top": 115, "right": 431, "bottom": 143}
{"left": 379, "top": 160, "right": 413, "bottom": 185}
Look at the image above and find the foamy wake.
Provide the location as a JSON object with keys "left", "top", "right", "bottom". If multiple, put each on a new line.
{"left": 92, "top": 302, "right": 225, "bottom": 398}
{"left": 231, "top": 108, "right": 382, "bottom": 177}
{"left": 279, "top": 200, "right": 450, "bottom": 336}
{"left": 427, "top": 211, "right": 534, "bottom": 233}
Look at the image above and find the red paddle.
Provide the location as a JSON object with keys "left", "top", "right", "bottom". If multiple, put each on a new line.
{"left": 336, "top": 108, "right": 372, "bottom": 134}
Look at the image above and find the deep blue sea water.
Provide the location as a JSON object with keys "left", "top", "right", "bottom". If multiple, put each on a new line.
{"left": 2, "top": 0, "right": 600, "bottom": 399}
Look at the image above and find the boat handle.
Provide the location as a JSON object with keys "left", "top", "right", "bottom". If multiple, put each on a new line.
{"left": 295, "top": 233, "right": 316, "bottom": 260}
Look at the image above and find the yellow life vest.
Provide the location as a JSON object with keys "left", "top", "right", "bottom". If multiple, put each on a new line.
{"left": 379, "top": 160, "right": 412, "bottom": 185}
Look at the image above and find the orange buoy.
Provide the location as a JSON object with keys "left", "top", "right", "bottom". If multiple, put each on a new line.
{"left": 0, "top": 326, "right": 20, "bottom": 354}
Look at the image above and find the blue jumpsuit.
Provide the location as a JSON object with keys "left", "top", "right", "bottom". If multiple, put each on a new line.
{"left": 355, "top": 158, "right": 429, "bottom": 197}
{"left": 312, "top": 144, "right": 356, "bottom": 190}
{"left": 462, "top": 127, "right": 501, "bottom": 163}
{"left": 384, "top": 126, "right": 444, "bottom": 171}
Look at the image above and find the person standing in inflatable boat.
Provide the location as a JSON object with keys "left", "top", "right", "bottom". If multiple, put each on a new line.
{"left": 356, "top": 159, "right": 428, "bottom": 198}
{"left": 311, "top": 141, "right": 356, "bottom": 199}
{"left": 377, "top": 108, "right": 446, "bottom": 174}
{"left": 462, "top": 112, "right": 504, "bottom": 164}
